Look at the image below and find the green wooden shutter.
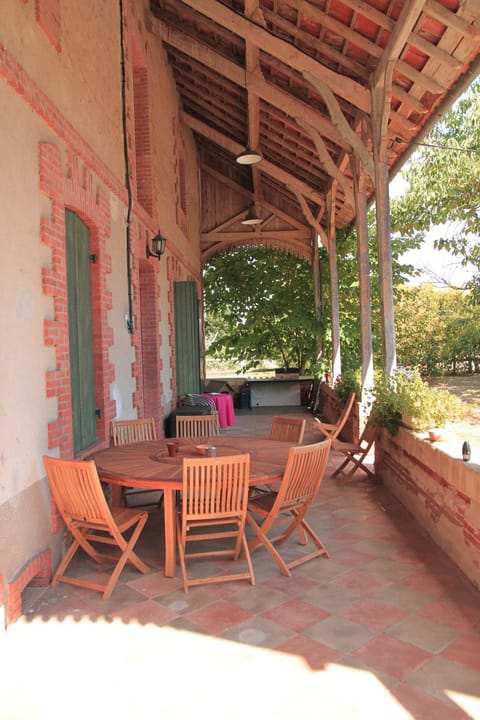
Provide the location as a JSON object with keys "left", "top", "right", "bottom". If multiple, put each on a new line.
{"left": 174, "top": 281, "right": 201, "bottom": 395}
{"left": 66, "top": 210, "right": 96, "bottom": 453}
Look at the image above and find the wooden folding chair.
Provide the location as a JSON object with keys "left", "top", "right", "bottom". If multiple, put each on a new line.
{"left": 250, "top": 415, "right": 307, "bottom": 498}
{"left": 43, "top": 455, "right": 149, "bottom": 599}
{"left": 247, "top": 439, "right": 331, "bottom": 576}
{"left": 176, "top": 454, "right": 255, "bottom": 592}
{"left": 315, "top": 391, "right": 355, "bottom": 440}
{"left": 331, "top": 424, "right": 379, "bottom": 481}
{"left": 110, "top": 418, "right": 161, "bottom": 508}
{"left": 175, "top": 414, "right": 220, "bottom": 439}
{"left": 270, "top": 416, "right": 306, "bottom": 444}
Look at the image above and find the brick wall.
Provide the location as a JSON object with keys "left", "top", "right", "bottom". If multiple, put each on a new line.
{"left": 376, "top": 428, "right": 480, "bottom": 590}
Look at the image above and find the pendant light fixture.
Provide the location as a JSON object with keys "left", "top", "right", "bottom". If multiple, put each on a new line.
{"left": 241, "top": 203, "right": 262, "bottom": 225}
{"left": 236, "top": 146, "right": 263, "bottom": 165}
{"left": 236, "top": 69, "right": 263, "bottom": 165}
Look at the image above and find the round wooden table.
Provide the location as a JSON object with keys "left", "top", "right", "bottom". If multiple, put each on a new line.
{"left": 92, "top": 435, "right": 295, "bottom": 577}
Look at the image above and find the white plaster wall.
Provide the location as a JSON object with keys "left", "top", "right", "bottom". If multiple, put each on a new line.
{"left": 0, "top": 82, "right": 57, "bottom": 504}
{"left": 0, "top": 0, "right": 203, "bottom": 587}
{"left": 0, "top": 0, "right": 124, "bottom": 178}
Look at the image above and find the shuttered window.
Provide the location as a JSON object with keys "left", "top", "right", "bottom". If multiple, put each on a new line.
{"left": 174, "top": 281, "right": 201, "bottom": 395}
{"left": 66, "top": 210, "right": 96, "bottom": 453}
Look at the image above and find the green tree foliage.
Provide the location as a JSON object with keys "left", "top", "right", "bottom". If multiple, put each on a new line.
{"left": 203, "top": 247, "right": 325, "bottom": 374}
{"left": 391, "top": 79, "right": 480, "bottom": 293}
{"left": 395, "top": 284, "right": 480, "bottom": 374}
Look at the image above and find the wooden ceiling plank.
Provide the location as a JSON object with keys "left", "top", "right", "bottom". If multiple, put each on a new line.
{"left": 338, "top": 0, "right": 462, "bottom": 71}
{"left": 374, "top": 0, "right": 427, "bottom": 84}
{"left": 261, "top": 7, "right": 370, "bottom": 80}
{"left": 395, "top": 58, "right": 446, "bottom": 94}
{"left": 298, "top": 0, "right": 382, "bottom": 58}
{"left": 424, "top": 0, "right": 480, "bottom": 38}
{"left": 201, "top": 165, "right": 252, "bottom": 198}
{"left": 408, "top": 32, "right": 463, "bottom": 70}
{"left": 178, "top": 0, "right": 371, "bottom": 113}
{"left": 339, "top": 0, "right": 394, "bottom": 32}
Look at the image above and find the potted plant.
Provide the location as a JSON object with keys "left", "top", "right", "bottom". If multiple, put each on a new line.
{"left": 396, "top": 372, "right": 469, "bottom": 434}
{"left": 368, "top": 370, "right": 470, "bottom": 437}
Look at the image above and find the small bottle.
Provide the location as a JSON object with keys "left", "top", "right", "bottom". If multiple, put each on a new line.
{"left": 462, "top": 441, "right": 471, "bottom": 462}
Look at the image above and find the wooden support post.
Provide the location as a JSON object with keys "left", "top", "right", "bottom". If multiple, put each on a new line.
{"left": 311, "top": 227, "right": 323, "bottom": 364}
{"left": 352, "top": 153, "right": 374, "bottom": 394}
{"left": 326, "top": 188, "right": 341, "bottom": 381}
{"left": 371, "top": 73, "right": 397, "bottom": 376}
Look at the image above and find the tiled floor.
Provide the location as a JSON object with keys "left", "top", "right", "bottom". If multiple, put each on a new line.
{"left": 4, "top": 408, "right": 480, "bottom": 719}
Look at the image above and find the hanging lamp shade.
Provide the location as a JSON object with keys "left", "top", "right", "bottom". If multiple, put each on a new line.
{"left": 241, "top": 204, "right": 262, "bottom": 225}
{"left": 236, "top": 147, "right": 263, "bottom": 165}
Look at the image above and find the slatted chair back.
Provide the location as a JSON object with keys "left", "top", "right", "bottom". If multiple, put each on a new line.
{"left": 43, "top": 455, "right": 149, "bottom": 599}
{"left": 247, "top": 439, "right": 331, "bottom": 577}
{"left": 111, "top": 418, "right": 157, "bottom": 446}
{"left": 315, "top": 391, "right": 355, "bottom": 440}
{"left": 175, "top": 414, "right": 220, "bottom": 439}
{"left": 177, "top": 454, "right": 255, "bottom": 592}
{"left": 332, "top": 423, "right": 379, "bottom": 481}
{"left": 269, "top": 415, "right": 306, "bottom": 444}
{"left": 110, "top": 418, "right": 160, "bottom": 508}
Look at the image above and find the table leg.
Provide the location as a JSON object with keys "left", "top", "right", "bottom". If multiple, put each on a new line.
{"left": 163, "top": 488, "right": 176, "bottom": 577}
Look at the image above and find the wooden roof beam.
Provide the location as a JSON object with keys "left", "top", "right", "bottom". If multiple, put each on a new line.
{"left": 335, "top": 0, "right": 463, "bottom": 70}
{"left": 374, "top": 0, "right": 428, "bottom": 85}
{"left": 150, "top": 15, "right": 351, "bottom": 150}
{"left": 178, "top": 0, "right": 371, "bottom": 113}
{"left": 424, "top": 0, "right": 480, "bottom": 38}
{"left": 303, "top": 71, "right": 374, "bottom": 178}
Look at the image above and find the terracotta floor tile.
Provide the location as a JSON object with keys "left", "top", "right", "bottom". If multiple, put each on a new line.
{"left": 301, "top": 583, "right": 360, "bottom": 613}
{"left": 352, "top": 634, "right": 432, "bottom": 681}
{"left": 304, "top": 615, "right": 375, "bottom": 653}
{"left": 407, "top": 655, "right": 480, "bottom": 712}
{"left": 363, "top": 558, "right": 419, "bottom": 582}
{"left": 387, "top": 614, "right": 460, "bottom": 653}
{"left": 262, "top": 572, "right": 321, "bottom": 597}
{"left": 226, "top": 585, "right": 287, "bottom": 613}
{"left": 323, "top": 547, "right": 377, "bottom": 568}
{"left": 186, "top": 599, "right": 252, "bottom": 634}
{"left": 392, "top": 682, "right": 468, "bottom": 720}
{"left": 351, "top": 538, "right": 401, "bottom": 558}
{"left": 155, "top": 586, "right": 220, "bottom": 614}
{"left": 418, "top": 597, "right": 480, "bottom": 633}
{"left": 277, "top": 635, "right": 341, "bottom": 670}
{"left": 441, "top": 633, "right": 480, "bottom": 672}
{"left": 341, "top": 597, "right": 407, "bottom": 632}
{"left": 371, "top": 583, "right": 434, "bottom": 612}
{"left": 127, "top": 570, "right": 183, "bottom": 597}
{"left": 400, "top": 570, "right": 455, "bottom": 597}
{"left": 331, "top": 569, "right": 390, "bottom": 596}
{"left": 261, "top": 599, "right": 330, "bottom": 633}
{"left": 114, "top": 599, "right": 177, "bottom": 626}
{"left": 222, "top": 614, "right": 295, "bottom": 648}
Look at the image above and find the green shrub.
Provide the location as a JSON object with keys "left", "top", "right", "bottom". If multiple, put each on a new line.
{"left": 351, "top": 369, "right": 471, "bottom": 434}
